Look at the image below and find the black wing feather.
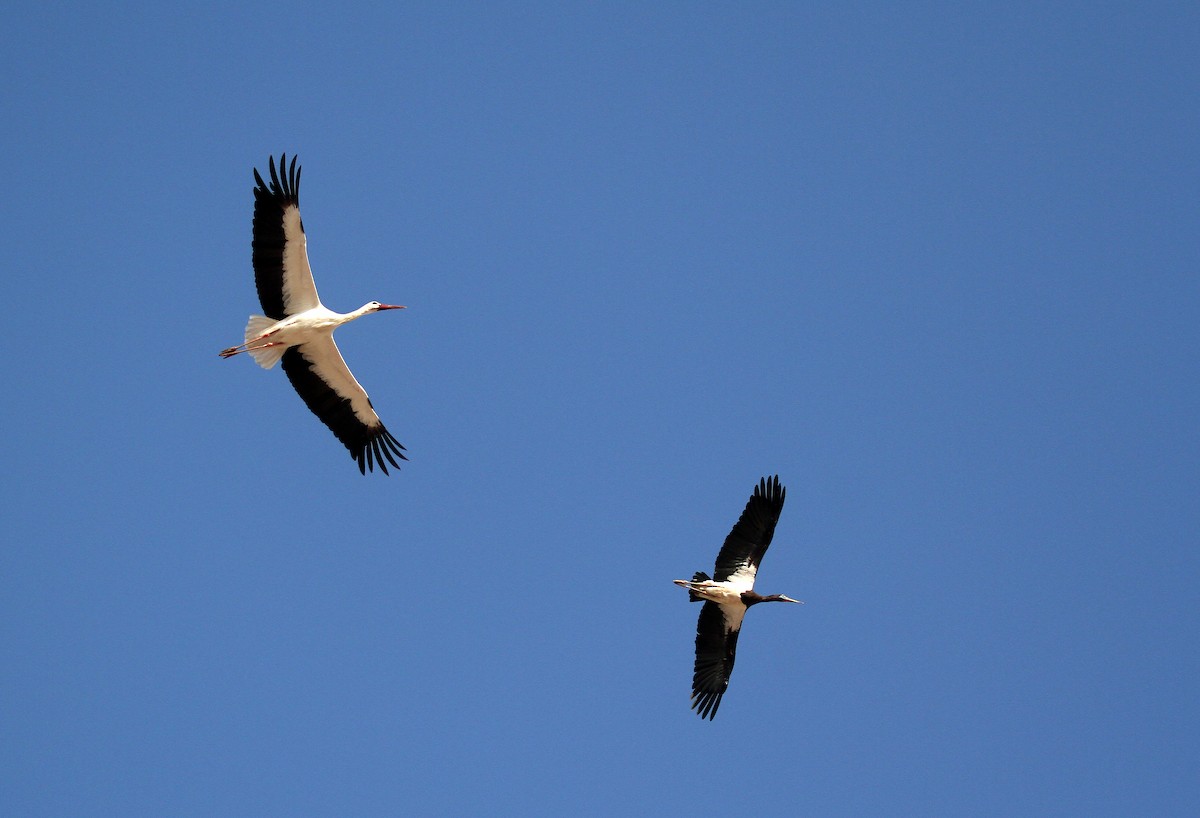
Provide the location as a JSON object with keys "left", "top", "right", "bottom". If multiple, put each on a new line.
{"left": 251, "top": 153, "right": 301, "bottom": 320}
{"left": 686, "top": 571, "right": 710, "bottom": 602}
{"left": 280, "top": 347, "right": 407, "bottom": 475}
{"left": 690, "top": 602, "right": 741, "bottom": 720}
{"left": 713, "top": 475, "right": 786, "bottom": 582}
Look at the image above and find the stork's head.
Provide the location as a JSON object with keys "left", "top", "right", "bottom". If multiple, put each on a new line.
{"left": 369, "top": 301, "right": 406, "bottom": 312}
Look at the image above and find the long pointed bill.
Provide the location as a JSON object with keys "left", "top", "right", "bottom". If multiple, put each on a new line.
{"left": 376, "top": 304, "right": 406, "bottom": 310}
{"left": 779, "top": 596, "right": 804, "bottom": 604}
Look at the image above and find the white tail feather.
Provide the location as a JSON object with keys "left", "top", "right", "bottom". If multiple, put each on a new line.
{"left": 244, "top": 315, "right": 287, "bottom": 369}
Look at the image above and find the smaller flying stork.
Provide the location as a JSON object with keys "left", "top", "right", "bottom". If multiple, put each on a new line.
{"left": 220, "top": 154, "right": 408, "bottom": 475}
{"left": 674, "top": 475, "right": 801, "bottom": 720}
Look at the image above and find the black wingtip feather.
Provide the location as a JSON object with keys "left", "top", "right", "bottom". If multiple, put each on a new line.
{"left": 757, "top": 474, "right": 785, "bottom": 505}
{"left": 379, "top": 436, "right": 402, "bottom": 471}
{"left": 691, "top": 690, "right": 722, "bottom": 720}
{"left": 350, "top": 427, "right": 408, "bottom": 476}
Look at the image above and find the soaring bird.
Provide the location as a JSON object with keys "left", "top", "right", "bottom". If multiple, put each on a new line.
{"left": 220, "top": 154, "right": 407, "bottom": 475}
{"left": 674, "top": 475, "right": 801, "bottom": 719}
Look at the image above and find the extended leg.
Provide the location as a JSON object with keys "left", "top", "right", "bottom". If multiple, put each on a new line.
{"left": 219, "top": 339, "right": 283, "bottom": 358}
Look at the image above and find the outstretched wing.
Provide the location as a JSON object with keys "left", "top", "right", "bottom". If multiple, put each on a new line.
{"left": 280, "top": 341, "right": 406, "bottom": 475}
{"left": 713, "top": 475, "right": 786, "bottom": 589}
{"left": 252, "top": 153, "right": 321, "bottom": 319}
{"left": 690, "top": 601, "right": 745, "bottom": 720}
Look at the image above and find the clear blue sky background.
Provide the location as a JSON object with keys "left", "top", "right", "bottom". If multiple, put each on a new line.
{"left": 2, "top": 3, "right": 1197, "bottom": 815}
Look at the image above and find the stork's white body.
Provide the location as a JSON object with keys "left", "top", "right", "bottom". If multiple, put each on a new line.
{"left": 673, "top": 571, "right": 756, "bottom": 602}
{"left": 241, "top": 304, "right": 381, "bottom": 370}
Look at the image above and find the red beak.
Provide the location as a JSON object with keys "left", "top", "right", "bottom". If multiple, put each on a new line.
{"left": 377, "top": 304, "right": 406, "bottom": 310}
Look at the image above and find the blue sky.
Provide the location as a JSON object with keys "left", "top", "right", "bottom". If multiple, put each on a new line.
{"left": 2, "top": 2, "right": 1197, "bottom": 815}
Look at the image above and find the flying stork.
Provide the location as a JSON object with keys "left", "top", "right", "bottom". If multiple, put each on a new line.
{"left": 219, "top": 154, "right": 408, "bottom": 475}
{"left": 674, "top": 475, "right": 801, "bottom": 719}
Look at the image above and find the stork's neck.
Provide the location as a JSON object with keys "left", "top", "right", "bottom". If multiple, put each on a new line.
{"left": 741, "top": 591, "right": 802, "bottom": 606}
{"left": 339, "top": 303, "right": 377, "bottom": 324}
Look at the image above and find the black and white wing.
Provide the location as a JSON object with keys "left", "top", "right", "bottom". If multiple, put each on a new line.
{"left": 252, "top": 154, "right": 321, "bottom": 319}
{"left": 713, "top": 475, "right": 786, "bottom": 589}
{"left": 690, "top": 601, "right": 746, "bottom": 720}
{"left": 280, "top": 342, "right": 406, "bottom": 475}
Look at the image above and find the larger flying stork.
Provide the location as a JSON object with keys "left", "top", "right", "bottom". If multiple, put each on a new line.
{"left": 220, "top": 154, "right": 408, "bottom": 475}
{"left": 674, "top": 475, "right": 801, "bottom": 719}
